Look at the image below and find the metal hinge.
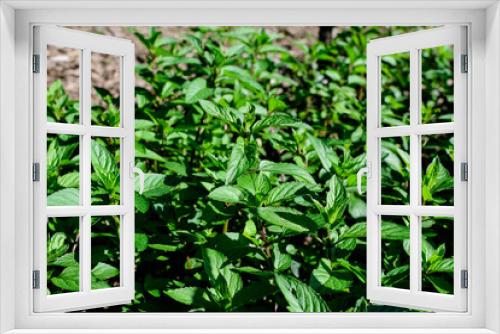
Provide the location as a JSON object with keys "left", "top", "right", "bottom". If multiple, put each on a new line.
{"left": 461, "top": 54, "right": 468, "bottom": 73}
{"left": 32, "top": 54, "right": 40, "bottom": 73}
{"left": 33, "top": 162, "right": 40, "bottom": 182}
{"left": 461, "top": 162, "right": 468, "bottom": 182}
{"left": 32, "top": 270, "right": 40, "bottom": 289}
{"left": 461, "top": 270, "right": 468, "bottom": 289}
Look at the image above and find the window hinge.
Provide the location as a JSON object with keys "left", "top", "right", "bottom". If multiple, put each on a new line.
{"left": 32, "top": 54, "right": 40, "bottom": 73}
{"left": 32, "top": 270, "right": 40, "bottom": 289}
{"left": 33, "top": 162, "right": 40, "bottom": 182}
{"left": 461, "top": 269, "right": 468, "bottom": 289}
{"left": 461, "top": 162, "right": 468, "bottom": 182}
{"left": 461, "top": 54, "right": 468, "bottom": 73}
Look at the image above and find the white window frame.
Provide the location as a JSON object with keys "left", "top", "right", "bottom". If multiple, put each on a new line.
{"left": 0, "top": 1, "right": 499, "bottom": 333}
{"left": 366, "top": 26, "right": 468, "bottom": 312}
{"left": 32, "top": 25, "right": 136, "bottom": 312}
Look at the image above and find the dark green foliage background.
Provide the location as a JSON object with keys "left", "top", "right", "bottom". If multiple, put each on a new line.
{"left": 45, "top": 26, "right": 455, "bottom": 312}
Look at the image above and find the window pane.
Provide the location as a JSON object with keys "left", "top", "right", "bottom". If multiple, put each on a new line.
{"left": 91, "top": 216, "right": 121, "bottom": 290}
{"left": 47, "top": 45, "right": 80, "bottom": 124}
{"left": 91, "top": 137, "right": 121, "bottom": 205}
{"left": 380, "top": 52, "right": 410, "bottom": 127}
{"left": 380, "top": 136, "right": 410, "bottom": 205}
{"left": 47, "top": 134, "right": 80, "bottom": 206}
{"left": 381, "top": 215, "right": 410, "bottom": 289}
{"left": 421, "top": 45, "right": 454, "bottom": 124}
{"left": 421, "top": 216, "right": 454, "bottom": 294}
{"left": 421, "top": 133, "right": 454, "bottom": 206}
{"left": 47, "top": 217, "right": 80, "bottom": 295}
{"left": 91, "top": 52, "right": 121, "bottom": 127}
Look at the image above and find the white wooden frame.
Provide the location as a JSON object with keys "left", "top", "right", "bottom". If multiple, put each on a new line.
{"left": 0, "top": 1, "right": 499, "bottom": 333}
{"left": 366, "top": 26, "right": 468, "bottom": 312}
{"left": 32, "top": 26, "right": 135, "bottom": 312}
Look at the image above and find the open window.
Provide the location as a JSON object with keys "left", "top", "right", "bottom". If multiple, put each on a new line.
{"left": 32, "top": 26, "right": 136, "bottom": 312}
{"left": 365, "top": 26, "right": 468, "bottom": 312}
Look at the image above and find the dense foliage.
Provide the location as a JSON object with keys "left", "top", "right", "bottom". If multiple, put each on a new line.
{"left": 45, "top": 26, "right": 455, "bottom": 312}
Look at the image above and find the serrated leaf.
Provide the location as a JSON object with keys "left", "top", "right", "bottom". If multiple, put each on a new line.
{"left": 308, "top": 134, "right": 332, "bottom": 172}
{"left": 260, "top": 161, "right": 316, "bottom": 185}
{"left": 57, "top": 172, "right": 80, "bottom": 188}
{"left": 47, "top": 188, "right": 79, "bottom": 206}
{"left": 266, "top": 182, "right": 304, "bottom": 205}
{"left": 184, "top": 78, "right": 212, "bottom": 104}
{"left": 272, "top": 245, "right": 292, "bottom": 271}
{"left": 257, "top": 207, "right": 314, "bottom": 233}
{"left": 325, "top": 175, "right": 348, "bottom": 224}
{"left": 92, "top": 262, "right": 119, "bottom": 280}
{"left": 91, "top": 139, "right": 119, "bottom": 191}
{"left": 51, "top": 266, "right": 79, "bottom": 292}
{"left": 274, "top": 273, "right": 330, "bottom": 312}
{"left": 208, "top": 186, "right": 243, "bottom": 203}
{"left": 310, "top": 258, "right": 352, "bottom": 293}
{"left": 226, "top": 137, "right": 247, "bottom": 185}
{"left": 164, "top": 287, "right": 205, "bottom": 306}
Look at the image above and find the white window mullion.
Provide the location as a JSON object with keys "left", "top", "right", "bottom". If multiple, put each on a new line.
{"left": 409, "top": 48, "right": 422, "bottom": 293}
{"left": 80, "top": 48, "right": 92, "bottom": 294}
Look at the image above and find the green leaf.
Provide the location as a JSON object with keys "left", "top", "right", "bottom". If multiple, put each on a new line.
{"left": 47, "top": 188, "right": 79, "bottom": 206}
{"left": 91, "top": 139, "right": 119, "bottom": 190}
{"left": 92, "top": 262, "right": 119, "bottom": 280}
{"left": 348, "top": 195, "right": 366, "bottom": 219}
{"left": 266, "top": 182, "right": 304, "bottom": 205}
{"left": 272, "top": 245, "right": 292, "bottom": 271}
{"left": 164, "top": 287, "right": 206, "bottom": 306}
{"left": 219, "top": 65, "right": 264, "bottom": 94}
{"left": 325, "top": 175, "right": 348, "bottom": 224}
{"left": 274, "top": 273, "right": 330, "bottom": 312}
{"left": 51, "top": 266, "right": 79, "bottom": 292}
{"left": 51, "top": 253, "right": 78, "bottom": 267}
{"left": 208, "top": 186, "right": 243, "bottom": 203}
{"left": 422, "top": 156, "right": 453, "bottom": 202}
{"left": 310, "top": 258, "right": 352, "bottom": 293}
{"left": 427, "top": 258, "right": 454, "bottom": 273}
{"left": 342, "top": 223, "right": 366, "bottom": 238}
{"left": 57, "top": 172, "right": 80, "bottom": 188}
{"left": 184, "top": 78, "right": 211, "bottom": 104}
{"left": 308, "top": 134, "right": 332, "bottom": 172}
{"left": 135, "top": 233, "right": 149, "bottom": 252}
{"left": 202, "top": 247, "right": 243, "bottom": 300}
{"left": 257, "top": 207, "right": 314, "bottom": 233}
{"left": 243, "top": 220, "right": 257, "bottom": 238}
{"left": 426, "top": 275, "right": 453, "bottom": 294}
{"left": 260, "top": 161, "right": 317, "bottom": 185}
{"left": 381, "top": 221, "right": 410, "bottom": 240}
{"left": 252, "top": 113, "right": 310, "bottom": 133}
{"left": 225, "top": 137, "right": 248, "bottom": 185}
{"left": 138, "top": 173, "right": 171, "bottom": 198}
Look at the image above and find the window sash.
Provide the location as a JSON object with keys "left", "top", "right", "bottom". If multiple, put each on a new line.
{"left": 32, "top": 25, "right": 135, "bottom": 313}
{"left": 366, "top": 25, "right": 468, "bottom": 312}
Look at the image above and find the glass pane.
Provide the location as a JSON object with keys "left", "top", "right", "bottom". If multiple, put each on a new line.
{"left": 47, "top": 134, "right": 80, "bottom": 206}
{"left": 91, "top": 137, "right": 121, "bottom": 205}
{"left": 381, "top": 215, "right": 410, "bottom": 289}
{"left": 421, "top": 133, "right": 454, "bottom": 206}
{"left": 421, "top": 216, "right": 454, "bottom": 294}
{"left": 380, "top": 52, "right": 410, "bottom": 127}
{"left": 421, "top": 45, "right": 454, "bottom": 124}
{"left": 91, "top": 216, "right": 121, "bottom": 290}
{"left": 47, "top": 217, "right": 80, "bottom": 295}
{"left": 47, "top": 45, "right": 80, "bottom": 124}
{"left": 91, "top": 52, "right": 121, "bottom": 127}
{"left": 380, "top": 136, "right": 410, "bottom": 205}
